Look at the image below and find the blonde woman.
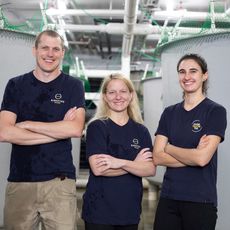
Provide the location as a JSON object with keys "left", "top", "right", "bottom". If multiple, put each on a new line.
{"left": 82, "top": 73, "right": 156, "bottom": 230}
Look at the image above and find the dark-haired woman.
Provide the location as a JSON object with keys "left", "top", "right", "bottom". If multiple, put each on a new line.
{"left": 153, "top": 54, "right": 227, "bottom": 230}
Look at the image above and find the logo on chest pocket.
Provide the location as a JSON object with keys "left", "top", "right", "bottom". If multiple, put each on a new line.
{"left": 51, "top": 93, "right": 65, "bottom": 104}
{"left": 131, "top": 138, "right": 141, "bottom": 149}
{"left": 191, "top": 120, "right": 202, "bottom": 132}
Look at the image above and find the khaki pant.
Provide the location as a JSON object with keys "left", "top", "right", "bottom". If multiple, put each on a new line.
{"left": 4, "top": 178, "right": 77, "bottom": 230}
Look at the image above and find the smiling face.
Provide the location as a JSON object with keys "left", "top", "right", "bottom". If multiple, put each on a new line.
{"left": 178, "top": 59, "right": 208, "bottom": 95}
{"left": 103, "top": 79, "right": 133, "bottom": 113}
{"left": 33, "top": 33, "right": 65, "bottom": 75}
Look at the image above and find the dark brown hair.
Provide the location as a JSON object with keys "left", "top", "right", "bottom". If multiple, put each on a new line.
{"left": 177, "top": 53, "right": 208, "bottom": 95}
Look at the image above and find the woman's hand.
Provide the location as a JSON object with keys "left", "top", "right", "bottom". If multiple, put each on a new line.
{"left": 197, "top": 134, "right": 209, "bottom": 149}
{"left": 95, "top": 154, "right": 123, "bottom": 170}
{"left": 135, "top": 148, "right": 153, "bottom": 162}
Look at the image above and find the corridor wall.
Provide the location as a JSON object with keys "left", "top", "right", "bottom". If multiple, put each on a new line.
{"left": 159, "top": 32, "right": 230, "bottom": 230}
{"left": 142, "top": 77, "right": 165, "bottom": 185}
{"left": 0, "top": 30, "right": 35, "bottom": 226}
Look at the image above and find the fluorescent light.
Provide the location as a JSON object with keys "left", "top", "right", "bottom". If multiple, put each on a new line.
{"left": 57, "top": 0, "right": 67, "bottom": 10}
{"left": 166, "top": 2, "right": 174, "bottom": 12}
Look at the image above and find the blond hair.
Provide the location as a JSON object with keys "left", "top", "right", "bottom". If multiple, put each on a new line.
{"left": 91, "top": 73, "right": 143, "bottom": 124}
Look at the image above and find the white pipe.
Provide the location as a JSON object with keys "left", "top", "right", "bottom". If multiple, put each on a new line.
{"left": 146, "top": 27, "right": 230, "bottom": 41}
{"left": 45, "top": 9, "right": 141, "bottom": 18}
{"left": 142, "top": 63, "right": 149, "bottom": 80}
{"left": 225, "top": 8, "right": 230, "bottom": 15}
{"left": 45, "top": 8, "right": 230, "bottom": 22}
{"left": 84, "top": 69, "right": 123, "bottom": 78}
{"left": 51, "top": 24, "right": 106, "bottom": 32}
{"left": 49, "top": 7, "right": 230, "bottom": 78}
{"left": 0, "top": 8, "right": 4, "bottom": 29}
{"left": 145, "top": 34, "right": 161, "bottom": 40}
{"left": 132, "top": 23, "right": 159, "bottom": 35}
{"left": 75, "top": 57, "right": 80, "bottom": 76}
{"left": 210, "top": 0, "right": 216, "bottom": 31}
{"left": 52, "top": 22, "right": 230, "bottom": 38}
{"left": 45, "top": 8, "right": 230, "bottom": 23}
{"left": 40, "top": 2, "right": 48, "bottom": 30}
{"left": 122, "top": 0, "right": 138, "bottom": 56}
{"left": 80, "top": 60, "right": 88, "bottom": 80}
{"left": 146, "top": 33, "right": 183, "bottom": 41}
{"left": 121, "top": 56, "right": 131, "bottom": 78}
{"left": 153, "top": 10, "right": 230, "bottom": 22}
{"left": 121, "top": 0, "right": 139, "bottom": 78}
{"left": 158, "top": 19, "right": 168, "bottom": 45}
{"left": 85, "top": 92, "right": 100, "bottom": 101}
{"left": 139, "top": 48, "right": 156, "bottom": 53}
{"left": 49, "top": 23, "right": 160, "bottom": 35}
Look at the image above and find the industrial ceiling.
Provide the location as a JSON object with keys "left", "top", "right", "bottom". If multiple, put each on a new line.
{"left": 1, "top": 0, "right": 230, "bottom": 78}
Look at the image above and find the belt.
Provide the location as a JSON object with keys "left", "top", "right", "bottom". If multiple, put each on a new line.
{"left": 56, "top": 175, "right": 67, "bottom": 181}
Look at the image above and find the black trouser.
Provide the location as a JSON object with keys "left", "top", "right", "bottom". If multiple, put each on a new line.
{"left": 85, "top": 222, "right": 138, "bottom": 230}
{"left": 153, "top": 198, "right": 217, "bottom": 230}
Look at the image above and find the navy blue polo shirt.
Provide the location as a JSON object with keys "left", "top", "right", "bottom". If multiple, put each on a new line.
{"left": 1, "top": 71, "right": 85, "bottom": 182}
{"left": 82, "top": 118, "right": 152, "bottom": 225}
{"left": 155, "top": 98, "right": 227, "bottom": 206}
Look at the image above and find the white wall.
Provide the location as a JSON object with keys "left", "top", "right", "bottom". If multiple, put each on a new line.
{"left": 142, "top": 77, "right": 165, "bottom": 184}
{"left": 0, "top": 30, "right": 36, "bottom": 226}
{"left": 160, "top": 32, "right": 230, "bottom": 230}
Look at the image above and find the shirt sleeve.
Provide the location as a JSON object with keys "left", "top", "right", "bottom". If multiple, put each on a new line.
{"left": 86, "top": 120, "right": 108, "bottom": 158}
{"left": 1, "top": 79, "right": 18, "bottom": 114}
{"left": 206, "top": 105, "right": 227, "bottom": 142}
{"left": 155, "top": 108, "right": 169, "bottom": 138}
{"left": 69, "top": 78, "right": 85, "bottom": 109}
{"left": 142, "top": 126, "right": 153, "bottom": 151}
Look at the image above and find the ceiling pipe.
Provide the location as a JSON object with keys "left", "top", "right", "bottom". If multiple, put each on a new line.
{"left": 50, "top": 23, "right": 159, "bottom": 34}
{"left": 210, "top": 0, "right": 216, "bottom": 31}
{"left": 40, "top": 2, "right": 48, "bottom": 30}
{"left": 0, "top": 7, "right": 4, "bottom": 29}
{"left": 225, "top": 8, "right": 230, "bottom": 15}
{"left": 45, "top": 8, "right": 230, "bottom": 22}
{"left": 146, "top": 28, "right": 230, "bottom": 42}
{"left": 46, "top": 9, "right": 142, "bottom": 18}
{"left": 50, "top": 22, "right": 230, "bottom": 37}
{"left": 84, "top": 69, "right": 123, "bottom": 78}
{"left": 121, "top": 0, "right": 139, "bottom": 78}
{"left": 47, "top": 6, "right": 230, "bottom": 38}
{"left": 152, "top": 10, "right": 230, "bottom": 23}
{"left": 45, "top": 8, "right": 230, "bottom": 23}
{"left": 157, "top": 18, "right": 169, "bottom": 46}
{"left": 48, "top": 6, "right": 230, "bottom": 78}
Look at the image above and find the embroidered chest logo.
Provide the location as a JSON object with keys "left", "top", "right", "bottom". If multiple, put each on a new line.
{"left": 131, "top": 138, "right": 141, "bottom": 149}
{"left": 51, "top": 93, "right": 65, "bottom": 104}
{"left": 191, "top": 120, "right": 202, "bottom": 132}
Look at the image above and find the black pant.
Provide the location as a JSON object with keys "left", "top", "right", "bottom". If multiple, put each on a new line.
{"left": 85, "top": 222, "right": 138, "bottom": 230}
{"left": 153, "top": 198, "right": 217, "bottom": 230}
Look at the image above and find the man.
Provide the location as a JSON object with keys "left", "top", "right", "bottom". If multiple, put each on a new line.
{"left": 0, "top": 30, "right": 85, "bottom": 230}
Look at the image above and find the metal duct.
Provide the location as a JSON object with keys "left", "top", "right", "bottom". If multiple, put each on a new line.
{"left": 46, "top": 9, "right": 142, "bottom": 18}
{"left": 121, "top": 0, "right": 139, "bottom": 78}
